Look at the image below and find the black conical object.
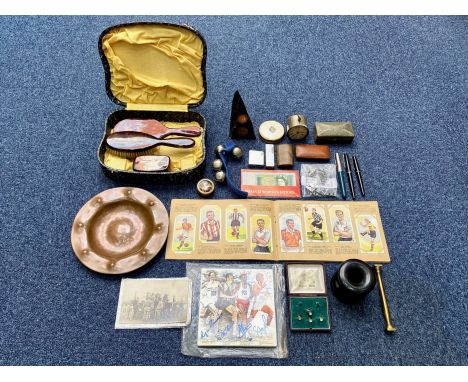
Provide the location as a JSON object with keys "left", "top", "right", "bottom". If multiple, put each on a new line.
{"left": 229, "top": 91, "right": 256, "bottom": 139}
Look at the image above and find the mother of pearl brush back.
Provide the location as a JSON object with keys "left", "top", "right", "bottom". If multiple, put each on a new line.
{"left": 111, "top": 119, "right": 201, "bottom": 138}
{"left": 106, "top": 131, "right": 195, "bottom": 152}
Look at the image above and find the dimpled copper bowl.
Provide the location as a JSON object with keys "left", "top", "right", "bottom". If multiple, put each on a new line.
{"left": 71, "top": 187, "right": 168, "bottom": 274}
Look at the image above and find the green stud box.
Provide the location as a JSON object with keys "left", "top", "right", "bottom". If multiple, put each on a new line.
{"left": 290, "top": 296, "right": 331, "bottom": 331}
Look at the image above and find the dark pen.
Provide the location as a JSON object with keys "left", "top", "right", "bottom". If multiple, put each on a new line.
{"left": 343, "top": 153, "right": 355, "bottom": 200}
{"left": 335, "top": 153, "right": 347, "bottom": 199}
{"left": 352, "top": 155, "right": 365, "bottom": 197}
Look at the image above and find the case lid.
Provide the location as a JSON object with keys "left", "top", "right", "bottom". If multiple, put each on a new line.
{"left": 99, "top": 23, "right": 207, "bottom": 112}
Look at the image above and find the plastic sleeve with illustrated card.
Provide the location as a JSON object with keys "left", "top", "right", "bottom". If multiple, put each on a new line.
{"left": 181, "top": 262, "right": 288, "bottom": 358}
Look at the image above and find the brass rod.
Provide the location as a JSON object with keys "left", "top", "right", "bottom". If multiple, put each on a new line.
{"left": 374, "top": 264, "right": 396, "bottom": 333}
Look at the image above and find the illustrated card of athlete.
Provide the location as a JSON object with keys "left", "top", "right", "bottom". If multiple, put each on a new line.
{"left": 172, "top": 214, "right": 196, "bottom": 253}
{"left": 329, "top": 205, "right": 354, "bottom": 243}
{"left": 279, "top": 213, "right": 304, "bottom": 253}
{"left": 225, "top": 205, "right": 247, "bottom": 243}
{"left": 355, "top": 214, "right": 384, "bottom": 253}
{"left": 302, "top": 204, "right": 329, "bottom": 242}
{"left": 199, "top": 205, "right": 222, "bottom": 243}
{"left": 250, "top": 214, "right": 273, "bottom": 254}
{"left": 197, "top": 268, "right": 277, "bottom": 347}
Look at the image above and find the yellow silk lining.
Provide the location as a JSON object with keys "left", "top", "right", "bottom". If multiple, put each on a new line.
{"left": 101, "top": 24, "right": 205, "bottom": 107}
{"left": 103, "top": 121, "right": 204, "bottom": 172}
{"left": 126, "top": 103, "right": 188, "bottom": 112}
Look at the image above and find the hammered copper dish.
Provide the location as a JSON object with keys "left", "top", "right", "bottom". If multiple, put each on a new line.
{"left": 71, "top": 187, "right": 169, "bottom": 274}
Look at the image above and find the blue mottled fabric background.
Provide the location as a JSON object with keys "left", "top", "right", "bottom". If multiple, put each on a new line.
{"left": 0, "top": 16, "right": 466, "bottom": 365}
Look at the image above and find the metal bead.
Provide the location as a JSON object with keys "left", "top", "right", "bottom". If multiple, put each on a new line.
{"left": 232, "top": 146, "right": 243, "bottom": 160}
{"left": 212, "top": 159, "right": 223, "bottom": 171}
{"left": 215, "top": 170, "right": 226, "bottom": 183}
{"left": 214, "top": 144, "right": 225, "bottom": 157}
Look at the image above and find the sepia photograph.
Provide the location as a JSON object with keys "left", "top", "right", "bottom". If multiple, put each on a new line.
{"left": 115, "top": 278, "right": 192, "bottom": 329}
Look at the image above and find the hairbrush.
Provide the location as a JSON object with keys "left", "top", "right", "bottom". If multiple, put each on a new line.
{"left": 111, "top": 119, "right": 201, "bottom": 138}
{"left": 106, "top": 132, "right": 195, "bottom": 153}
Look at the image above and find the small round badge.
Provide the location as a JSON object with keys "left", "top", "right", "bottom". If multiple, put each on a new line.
{"left": 259, "top": 120, "right": 285, "bottom": 143}
{"left": 197, "top": 178, "right": 215, "bottom": 197}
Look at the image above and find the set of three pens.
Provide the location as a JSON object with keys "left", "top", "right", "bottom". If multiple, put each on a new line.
{"left": 335, "top": 153, "right": 365, "bottom": 200}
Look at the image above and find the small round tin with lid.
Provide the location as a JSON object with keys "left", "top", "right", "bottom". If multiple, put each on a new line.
{"left": 259, "top": 120, "right": 285, "bottom": 143}
{"left": 197, "top": 178, "right": 215, "bottom": 197}
{"left": 287, "top": 114, "right": 309, "bottom": 140}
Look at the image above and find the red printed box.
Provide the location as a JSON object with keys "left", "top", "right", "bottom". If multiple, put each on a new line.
{"left": 241, "top": 170, "right": 301, "bottom": 198}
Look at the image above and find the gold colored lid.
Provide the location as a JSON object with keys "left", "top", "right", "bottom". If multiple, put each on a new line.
{"left": 197, "top": 178, "right": 215, "bottom": 197}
